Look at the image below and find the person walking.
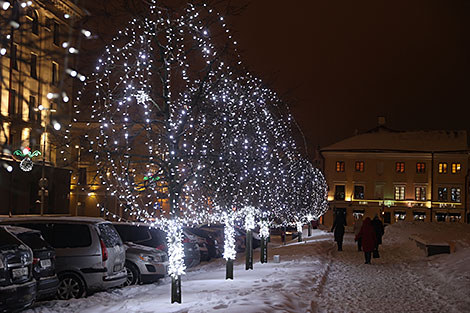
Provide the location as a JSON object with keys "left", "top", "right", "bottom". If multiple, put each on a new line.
{"left": 356, "top": 217, "right": 377, "bottom": 264}
{"left": 331, "top": 211, "right": 346, "bottom": 251}
{"left": 371, "top": 214, "right": 384, "bottom": 258}
{"left": 353, "top": 215, "right": 364, "bottom": 252}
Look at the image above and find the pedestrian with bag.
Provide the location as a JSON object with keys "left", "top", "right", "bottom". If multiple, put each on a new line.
{"left": 331, "top": 211, "right": 346, "bottom": 251}
{"left": 353, "top": 215, "right": 363, "bottom": 252}
{"left": 371, "top": 214, "right": 384, "bottom": 258}
{"left": 355, "top": 217, "right": 377, "bottom": 264}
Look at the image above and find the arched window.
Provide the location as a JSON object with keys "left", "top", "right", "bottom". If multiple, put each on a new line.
{"left": 27, "top": 9, "right": 39, "bottom": 35}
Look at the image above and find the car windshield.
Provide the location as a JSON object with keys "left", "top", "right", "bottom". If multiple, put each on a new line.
{"left": 16, "top": 232, "right": 51, "bottom": 250}
{"left": 98, "top": 223, "right": 123, "bottom": 247}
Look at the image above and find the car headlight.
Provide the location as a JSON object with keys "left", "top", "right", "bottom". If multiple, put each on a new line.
{"left": 139, "top": 254, "right": 162, "bottom": 263}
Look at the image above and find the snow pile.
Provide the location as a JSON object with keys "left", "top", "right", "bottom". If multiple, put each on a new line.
{"left": 24, "top": 223, "right": 470, "bottom": 313}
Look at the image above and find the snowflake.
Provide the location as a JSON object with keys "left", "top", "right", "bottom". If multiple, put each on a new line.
{"left": 134, "top": 90, "right": 150, "bottom": 105}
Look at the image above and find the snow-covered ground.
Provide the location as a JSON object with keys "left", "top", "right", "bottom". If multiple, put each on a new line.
{"left": 25, "top": 222, "right": 470, "bottom": 313}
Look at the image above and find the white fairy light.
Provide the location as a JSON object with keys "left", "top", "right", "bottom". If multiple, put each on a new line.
{"left": 166, "top": 220, "right": 186, "bottom": 278}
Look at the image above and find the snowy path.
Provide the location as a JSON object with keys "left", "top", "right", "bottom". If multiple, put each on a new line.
{"left": 316, "top": 233, "right": 470, "bottom": 313}
{"left": 24, "top": 224, "right": 470, "bottom": 313}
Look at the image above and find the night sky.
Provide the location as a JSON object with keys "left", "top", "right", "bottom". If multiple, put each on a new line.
{"left": 81, "top": 0, "right": 470, "bottom": 154}
{"left": 228, "top": 0, "right": 470, "bottom": 152}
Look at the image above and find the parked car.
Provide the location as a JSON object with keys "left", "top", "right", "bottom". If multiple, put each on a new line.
{"left": 182, "top": 228, "right": 211, "bottom": 261}
{"left": 112, "top": 223, "right": 200, "bottom": 268}
{"left": 0, "top": 226, "right": 36, "bottom": 312}
{"left": 0, "top": 217, "right": 127, "bottom": 300}
{"left": 184, "top": 227, "right": 222, "bottom": 259}
{"left": 122, "top": 241, "right": 168, "bottom": 286}
{"left": 6, "top": 226, "right": 59, "bottom": 300}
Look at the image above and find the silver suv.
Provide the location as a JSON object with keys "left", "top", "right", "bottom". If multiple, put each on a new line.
{"left": 0, "top": 217, "right": 126, "bottom": 299}
{"left": 123, "top": 242, "right": 168, "bottom": 286}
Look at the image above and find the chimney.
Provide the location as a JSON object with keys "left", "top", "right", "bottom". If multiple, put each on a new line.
{"left": 378, "top": 116, "right": 386, "bottom": 126}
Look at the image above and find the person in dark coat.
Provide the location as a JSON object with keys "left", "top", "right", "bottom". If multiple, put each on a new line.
{"left": 371, "top": 214, "right": 384, "bottom": 258}
{"left": 356, "top": 217, "right": 377, "bottom": 264}
{"left": 331, "top": 211, "right": 346, "bottom": 251}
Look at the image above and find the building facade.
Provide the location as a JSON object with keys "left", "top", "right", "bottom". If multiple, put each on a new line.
{"left": 320, "top": 125, "right": 469, "bottom": 227}
{"left": 0, "top": 0, "right": 84, "bottom": 215}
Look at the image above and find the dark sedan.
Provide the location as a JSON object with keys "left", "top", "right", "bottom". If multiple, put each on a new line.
{"left": 7, "top": 226, "right": 59, "bottom": 300}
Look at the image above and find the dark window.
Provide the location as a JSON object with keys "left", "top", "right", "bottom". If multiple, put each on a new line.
{"left": 436, "top": 213, "right": 446, "bottom": 222}
{"left": 438, "top": 163, "right": 447, "bottom": 174}
{"left": 30, "top": 53, "right": 38, "bottom": 79}
{"left": 8, "top": 89, "right": 17, "bottom": 116}
{"left": 336, "top": 161, "right": 345, "bottom": 172}
{"left": 98, "top": 223, "right": 122, "bottom": 247}
{"left": 354, "top": 185, "right": 364, "bottom": 199}
{"left": 78, "top": 167, "right": 87, "bottom": 185}
{"left": 28, "top": 95, "right": 40, "bottom": 123}
{"left": 52, "top": 62, "right": 58, "bottom": 85}
{"left": 16, "top": 232, "right": 51, "bottom": 250}
{"left": 53, "top": 21, "right": 60, "bottom": 46}
{"left": 451, "top": 187, "right": 461, "bottom": 202}
{"left": 52, "top": 224, "right": 92, "bottom": 248}
{"left": 438, "top": 187, "right": 448, "bottom": 202}
{"left": 416, "top": 162, "right": 425, "bottom": 173}
{"left": 395, "top": 162, "right": 405, "bottom": 173}
{"left": 355, "top": 161, "right": 364, "bottom": 172}
{"left": 113, "top": 225, "right": 152, "bottom": 243}
{"left": 10, "top": 44, "right": 18, "bottom": 70}
{"left": 0, "top": 227, "right": 23, "bottom": 249}
{"left": 27, "top": 9, "right": 39, "bottom": 35}
{"left": 334, "top": 185, "right": 345, "bottom": 200}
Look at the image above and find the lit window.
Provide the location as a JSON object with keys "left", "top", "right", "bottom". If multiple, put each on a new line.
{"left": 336, "top": 161, "right": 345, "bottom": 172}
{"left": 438, "top": 187, "right": 448, "bottom": 201}
{"left": 415, "top": 187, "right": 426, "bottom": 201}
{"left": 438, "top": 162, "right": 447, "bottom": 174}
{"left": 451, "top": 187, "right": 461, "bottom": 202}
{"left": 413, "top": 213, "right": 426, "bottom": 221}
{"left": 355, "top": 161, "right": 364, "bottom": 172}
{"left": 354, "top": 185, "right": 364, "bottom": 199}
{"left": 395, "top": 162, "right": 405, "bottom": 173}
{"left": 394, "top": 212, "right": 406, "bottom": 222}
{"left": 416, "top": 162, "right": 425, "bottom": 173}
{"left": 394, "top": 186, "right": 405, "bottom": 200}
{"left": 451, "top": 163, "right": 461, "bottom": 174}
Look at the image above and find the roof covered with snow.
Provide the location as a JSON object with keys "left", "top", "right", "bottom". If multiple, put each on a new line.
{"left": 322, "top": 127, "right": 468, "bottom": 152}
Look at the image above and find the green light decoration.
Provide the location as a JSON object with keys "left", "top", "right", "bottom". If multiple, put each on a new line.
{"left": 13, "top": 148, "right": 41, "bottom": 172}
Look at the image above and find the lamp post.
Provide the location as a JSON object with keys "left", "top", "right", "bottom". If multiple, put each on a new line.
{"left": 35, "top": 104, "right": 59, "bottom": 215}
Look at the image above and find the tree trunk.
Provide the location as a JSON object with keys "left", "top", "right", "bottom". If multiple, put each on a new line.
{"left": 308, "top": 222, "right": 312, "bottom": 236}
{"left": 245, "top": 230, "right": 253, "bottom": 270}
{"left": 298, "top": 232, "right": 302, "bottom": 242}
{"left": 226, "top": 259, "right": 234, "bottom": 279}
{"left": 171, "top": 275, "right": 182, "bottom": 303}
{"left": 260, "top": 237, "right": 268, "bottom": 263}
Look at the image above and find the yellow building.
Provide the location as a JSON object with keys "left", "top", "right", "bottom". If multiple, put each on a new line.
{"left": 320, "top": 122, "right": 469, "bottom": 227}
{"left": 0, "top": 0, "right": 84, "bottom": 215}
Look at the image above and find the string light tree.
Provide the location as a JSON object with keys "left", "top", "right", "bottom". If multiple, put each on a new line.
{"left": 83, "top": 1, "right": 246, "bottom": 303}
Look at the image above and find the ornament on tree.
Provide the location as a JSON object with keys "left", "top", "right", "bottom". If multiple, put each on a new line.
{"left": 13, "top": 148, "right": 41, "bottom": 172}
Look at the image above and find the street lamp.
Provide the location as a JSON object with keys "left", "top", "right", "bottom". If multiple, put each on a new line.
{"left": 34, "top": 104, "right": 59, "bottom": 215}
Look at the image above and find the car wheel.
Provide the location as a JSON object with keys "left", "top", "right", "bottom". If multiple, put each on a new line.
{"left": 124, "top": 262, "right": 139, "bottom": 286}
{"left": 57, "top": 273, "right": 86, "bottom": 300}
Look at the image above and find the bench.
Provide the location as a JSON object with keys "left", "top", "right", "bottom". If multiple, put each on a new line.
{"left": 409, "top": 235, "right": 453, "bottom": 256}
